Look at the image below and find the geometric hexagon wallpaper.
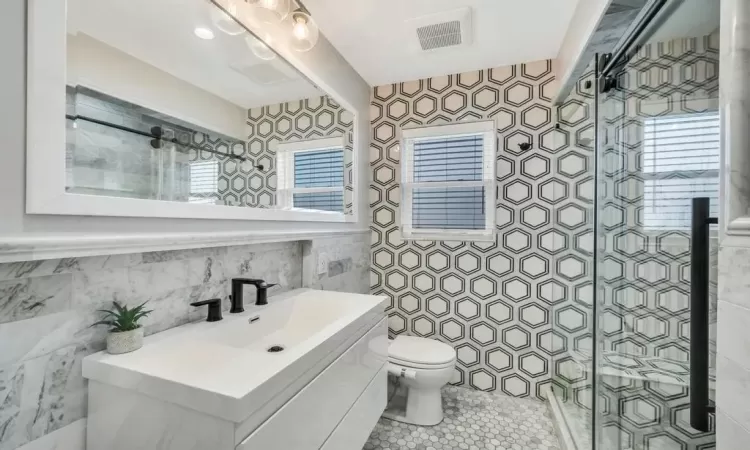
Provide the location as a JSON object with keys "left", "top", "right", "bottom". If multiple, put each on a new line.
{"left": 189, "top": 95, "right": 354, "bottom": 211}
{"left": 371, "top": 59, "right": 574, "bottom": 400}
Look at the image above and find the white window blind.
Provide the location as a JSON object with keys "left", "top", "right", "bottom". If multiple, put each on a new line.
{"left": 189, "top": 161, "right": 219, "bottom": 204}
{"left": 401, "top": 121, "right": 496, "bottom": 241}
{"left": 642, "top": 112, "right": 720, "bottom": 230}
{"left": 277, "top": 137, "right": 345, "bottom": 213}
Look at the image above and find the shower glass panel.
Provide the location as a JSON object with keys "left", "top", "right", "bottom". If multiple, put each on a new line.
{"left": 550, "top": 60, "right": 598, "bottom": 450}
{"left": 595, "top": 1, "right": 719, "bottom": 448}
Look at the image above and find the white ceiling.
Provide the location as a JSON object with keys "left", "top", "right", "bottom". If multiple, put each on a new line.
{"left": 68, "top": 0, "right": 322, "bottom": 109}
{"left": 302, "top": 0, "right": 580, "bottom": 86}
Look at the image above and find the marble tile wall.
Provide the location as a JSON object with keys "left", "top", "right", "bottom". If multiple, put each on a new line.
{"left": 0, "top": 236, "right": 369, "bottom": 450}
{"left": 717, "top": 0, "right": 750, "bottom": 447}
{"left": 303, "top": 233, "right": 370, "bottom": 294}
{"left": 717, "top": 243, "right": 750, "bottom": 449}
{"left": 66, "top": 87, "right": 163, "bottom": 200}
{"left": 66, "top": 86, "right": 243, "bottom": 204}
{"left": 68, "top": 88, "right": 358, "bottom": 212}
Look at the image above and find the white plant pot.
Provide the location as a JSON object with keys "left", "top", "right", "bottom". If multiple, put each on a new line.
{"left": 106, "top": 327, "right": 144, "bottom": 355}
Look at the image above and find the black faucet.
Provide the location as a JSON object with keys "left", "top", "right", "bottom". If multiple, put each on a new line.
{"left": 190, "top": 298, "right": 223, "bottom": 322}
{"left": 231, "top": 278, "right": 278, "bottom": 311}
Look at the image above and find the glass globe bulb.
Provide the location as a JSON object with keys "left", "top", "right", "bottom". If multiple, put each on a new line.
{"left": 293, "top": 17, "right": 309, "bottom": 40}
{"left": 290, "top": 12, "right": 319, "bottom": 53}
{"left": 251, "top": 0, "right": 290, "bottom": 23}
{"left": 210, "top": 1, "right": 245, "bottom": 36}
{"left": 246, "top": 35, "right": 276, "bottom": 61}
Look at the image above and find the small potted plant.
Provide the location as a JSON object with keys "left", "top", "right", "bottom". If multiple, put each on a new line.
{"left": 93, "top": 301, "right": 153, "bottom": 354}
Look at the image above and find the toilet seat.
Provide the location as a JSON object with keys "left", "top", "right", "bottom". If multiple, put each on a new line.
{"left": 388, "top": 336, "right": 456, "bottom": 370}
{"left": 389, "top": 357, "right": 455, "bottom": 370}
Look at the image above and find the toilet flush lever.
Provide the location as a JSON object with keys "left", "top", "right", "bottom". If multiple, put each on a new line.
{"left": 387, "top": 362, "right": 417, "bottom": 380}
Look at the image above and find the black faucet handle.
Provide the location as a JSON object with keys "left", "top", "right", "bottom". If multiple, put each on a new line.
{"left": 190, "top": 298, "right": 223, "bottom": 322}
{"left": 232, "top": 278, "right": 266, "bottom": 286}
{"left": 264, "top": 283, "right": 278, "bottom": 289}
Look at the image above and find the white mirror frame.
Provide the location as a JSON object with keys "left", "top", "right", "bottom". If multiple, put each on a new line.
{"left": 26, "top": 0, "right": 359, "bottom": 223}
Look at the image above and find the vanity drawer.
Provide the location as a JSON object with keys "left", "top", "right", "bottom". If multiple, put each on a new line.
{"left": 236, "top": 318, "right": 387, "bottom": 450}
{"left": 320, "top": 365, "right": 387, "bottom": 450}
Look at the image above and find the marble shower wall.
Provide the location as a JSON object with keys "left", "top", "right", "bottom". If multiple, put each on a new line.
{"left": 303, "top": 233, "right": 371, "bottom": 294}
{"left": 66, "top": 86, "right": 243, "bottom": 203}
{"left": 0, "top": 236, "right": 369, "bottom": 450}
{"left": 716, "top": 0, "right": 750, "bottom": 447}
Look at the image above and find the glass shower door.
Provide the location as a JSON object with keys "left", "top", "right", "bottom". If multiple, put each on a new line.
{"left": 595, "top": 1, "right": 719, "bottom": 448}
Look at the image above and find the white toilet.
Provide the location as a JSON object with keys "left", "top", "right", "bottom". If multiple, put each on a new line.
{"left": 383, "top": 335, "right": 457, "bottom": 426}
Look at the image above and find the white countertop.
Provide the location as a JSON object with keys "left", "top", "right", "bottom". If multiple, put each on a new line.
{"left": 82, "top": 289, "right": 387, "bottom": 423}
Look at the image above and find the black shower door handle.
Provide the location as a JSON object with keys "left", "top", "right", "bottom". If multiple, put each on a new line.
{"left": 690, "top": 197, "right": 717, "bottom": 432}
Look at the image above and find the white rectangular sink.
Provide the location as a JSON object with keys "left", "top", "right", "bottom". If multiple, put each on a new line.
{"left": 83, "top": 289, "right": 388, "bottom": 428}
{"left": 200, "top": 294, "right": 367, "bottom": 351}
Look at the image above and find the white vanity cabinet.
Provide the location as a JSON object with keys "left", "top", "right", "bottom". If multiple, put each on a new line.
{"left": 83, "top": 290, "right": 388, "bottom": 450}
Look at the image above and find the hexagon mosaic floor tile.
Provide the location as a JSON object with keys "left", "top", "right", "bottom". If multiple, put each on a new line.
{"left": 363, "top": 386, "right": 560, "bottom": 450}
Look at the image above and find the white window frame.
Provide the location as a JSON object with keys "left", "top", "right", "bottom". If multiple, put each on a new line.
{"left": 400, "top": 120, "right": 496, "bottom": 242}
{"left": 277, "top": 136, "right": 345, "bottom": 212}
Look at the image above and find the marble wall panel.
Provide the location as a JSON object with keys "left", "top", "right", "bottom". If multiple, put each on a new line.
{"left": 0, "top": 236, "right": 368, "bottom": 449}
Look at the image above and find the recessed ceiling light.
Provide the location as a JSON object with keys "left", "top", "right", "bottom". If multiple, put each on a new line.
{"left": 194, "top": 27, "right": 215, "bottom": 40}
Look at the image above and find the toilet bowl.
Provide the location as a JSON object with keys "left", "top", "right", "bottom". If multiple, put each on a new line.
{"left": 383, "top": 335, "right": 456, "bottom": 426}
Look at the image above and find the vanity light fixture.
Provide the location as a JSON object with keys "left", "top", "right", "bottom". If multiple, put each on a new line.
{"left": 194, "top": 27, "right": 215, "bottom": 40}
{"left": 211, "top": 0, "right": 246, "bottom": 35}
{"left": 250, "top": 0, "right": 291, "bottom": 23}
{"left": 290, "top": 9, "right": 319, "bottom": 52}
{"left": 246, "top": 34, "right": 276, "bottom": 60}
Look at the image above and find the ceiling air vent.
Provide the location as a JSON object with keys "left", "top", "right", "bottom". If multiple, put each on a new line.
{"left": 417, "top": 21, "right": 462, "bottom": 51}
{"left": 406, "top": 7, "right": 472, "bottom": 52}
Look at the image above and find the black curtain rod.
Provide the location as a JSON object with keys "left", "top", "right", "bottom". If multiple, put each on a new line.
{"left": 66, "top": 114, "right": 248, "bottom": 162}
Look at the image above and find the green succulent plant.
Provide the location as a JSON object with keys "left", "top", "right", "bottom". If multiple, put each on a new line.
{"left": 93, "top": 301, "right": 153, "bottom": 332}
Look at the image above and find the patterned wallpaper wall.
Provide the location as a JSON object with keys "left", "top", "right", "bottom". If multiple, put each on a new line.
{"left": 548, "top": 62, "right": 596, "bottom": 392}
{"left": 194, "top": 95, "right": 355, "bottom": 210}
{"left": 369, "top": 60, "right": 592, "bottom": 400}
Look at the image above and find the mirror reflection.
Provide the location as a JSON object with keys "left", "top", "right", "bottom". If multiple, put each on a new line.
{"left": 65, "top": 0, "right": 353, "bottom": 214}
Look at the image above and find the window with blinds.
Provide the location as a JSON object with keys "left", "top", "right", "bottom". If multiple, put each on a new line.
{"left": 293, "top": 149, "right": 344, "bottom": 212}
{"left": 276, "top": 136, "right": 346, "bottom": 213}
{"left": 401, "top": 121, "right": 496, "bottom": 241}
{"left": 642, "top": 112, "right": 720, "bottom": 230}
{"left": 189, "top": 161, "right": 219, "bottom": 204}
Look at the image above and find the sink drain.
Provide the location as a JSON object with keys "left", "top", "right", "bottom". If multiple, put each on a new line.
{"left": 267, "top": 345, "right": 285, "bottom": 353}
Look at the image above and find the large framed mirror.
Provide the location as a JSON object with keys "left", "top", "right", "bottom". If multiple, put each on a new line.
{"left": 27, "top": 0, "right": 357, "bottom": 222}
